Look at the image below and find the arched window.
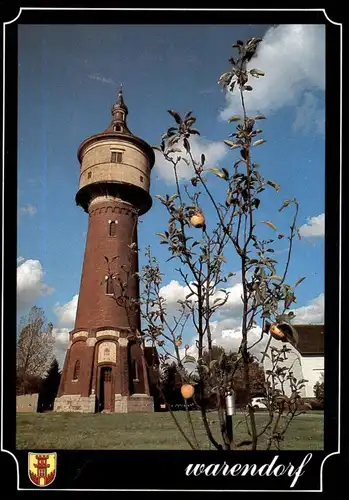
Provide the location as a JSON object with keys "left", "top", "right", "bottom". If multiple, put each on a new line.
{"left": 109, "top": 221, "right": 116, "bottom": 237}
{"left": 73, "top": 360, "right": 80, "bottom": 380}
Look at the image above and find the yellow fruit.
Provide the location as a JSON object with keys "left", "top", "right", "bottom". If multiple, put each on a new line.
{"left": 181, "top": 384, "right": 195, "bottom": 400}
{"left": 175, "top": 339, "right": 182, "bottom": 347}
{"left": 190, "top": 211, "right": 205, "bottom": 228}
{"left": 270, "top": 323, "right": 285, "bottom": 340}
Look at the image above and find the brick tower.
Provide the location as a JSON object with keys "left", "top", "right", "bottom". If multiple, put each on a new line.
{"left": 54, "top": 87, "right": 155, "bottom": 413}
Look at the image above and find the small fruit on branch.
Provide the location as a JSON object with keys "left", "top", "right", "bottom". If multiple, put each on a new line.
{"left": 267, "top": 321, "right": 298, "bottom": 346}
{"left": 181, "top": 384, "right": 195, "bottom": 400}
{"left": 190, "top": 209, "right": 205, "bottom": 229}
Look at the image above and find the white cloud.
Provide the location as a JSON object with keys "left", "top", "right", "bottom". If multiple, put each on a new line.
{"left": 19, "top": 204, "right": 37, "bottom": 216}
{"left": 88, "top": 73, "right": 115, "bottom": 85}
{"left": 52, "top": 328, "right": 70, "bottom": 369}
{"left": 219, "top": 25, "right": 325, "bottom": 128}
{"left": 178, "top": 322, "right": 267, "bottom": 368}
{"left": 160, "top": 278, "right": 267, "bottom": 361}
{"left": 52, "top": 294, "right": 79, "bottom": 369}
{"left": 299, "top": 213, "right": 324, "bottom": 238}
{"left": 159, "top": 278, "right": 243, "bottom": 318}
{"left": 154, "top": 135, "right": 227, "bottom": 183}
{"left": 160, "top": 277, "right": 323, "bottom": 363}
{"left": 292, "top": 293, "right": 324, "bottom": 324}
{"left": 160, "top": 280, "right": 190, "bottom": 304}
{"left": 53, "top": 294, "right": 78, "bottom": 328}
{"left": 17, "top": 259, "right": 54, "bottom": 312}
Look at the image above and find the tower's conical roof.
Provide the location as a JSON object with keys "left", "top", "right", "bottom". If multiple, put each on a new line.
{"left": 104, "top": 84, "right": 132, "bottom": 135}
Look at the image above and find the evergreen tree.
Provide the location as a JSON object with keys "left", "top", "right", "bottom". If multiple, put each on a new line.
{"left": 38, "top": 358, "right": 61, "bottom": 412}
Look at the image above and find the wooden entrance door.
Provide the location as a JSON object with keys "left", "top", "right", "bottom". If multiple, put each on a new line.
{"left": 100, "top": 367, "right": 112, "bottom": 411}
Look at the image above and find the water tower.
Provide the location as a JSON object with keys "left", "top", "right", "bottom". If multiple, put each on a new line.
{"left": 55, "top": 87, "right": 155, "bottom": 413}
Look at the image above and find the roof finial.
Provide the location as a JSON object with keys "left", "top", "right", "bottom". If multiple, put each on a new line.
{"left": 117, "top": 83, "right": 124, "bottom": 105}
{"left": 106, "top": 82, "right": 131, "bottom": 134}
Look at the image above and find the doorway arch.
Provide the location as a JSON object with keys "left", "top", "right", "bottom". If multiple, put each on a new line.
{"left": 99, "top": 366, "right": 113, "bottom": 412}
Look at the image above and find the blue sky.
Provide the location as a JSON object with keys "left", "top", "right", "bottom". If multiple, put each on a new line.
{"left": 17, "top": 24, "right": 325, "bottom": 365}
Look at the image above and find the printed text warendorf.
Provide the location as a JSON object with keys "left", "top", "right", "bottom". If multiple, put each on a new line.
{"left": 185, "top": 453, "right": 312, "bottom": 488}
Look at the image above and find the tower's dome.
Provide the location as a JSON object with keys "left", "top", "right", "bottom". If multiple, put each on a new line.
{"left": 75, "top": 86, "right": 155, "bottom": 215}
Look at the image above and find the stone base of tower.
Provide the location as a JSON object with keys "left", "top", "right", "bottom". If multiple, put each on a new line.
{"left": 54, "top": 394, "right": 96, "bottom": 413}
{"left": 114, "top": 394, "right": 154, "bottom": 413}
{"left": 53, "top": 394, "right": 154, "bottom": 413}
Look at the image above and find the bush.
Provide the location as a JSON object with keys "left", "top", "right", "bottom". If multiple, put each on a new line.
{"left": 300, "top": 397, "right": 324, "bottom": 411}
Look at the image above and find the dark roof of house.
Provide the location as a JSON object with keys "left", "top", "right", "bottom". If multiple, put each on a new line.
{"left": 293, "top": 324, "right": 324, "bottom": 355}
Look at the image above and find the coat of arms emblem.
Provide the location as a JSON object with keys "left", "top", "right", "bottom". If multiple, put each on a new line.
{"left": 28, "top": 452, "right": 57, "bottom": 487}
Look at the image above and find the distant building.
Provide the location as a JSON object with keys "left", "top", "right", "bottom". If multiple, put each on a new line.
{"left": 263, "top": 324, "right": 324, "bottom": 398}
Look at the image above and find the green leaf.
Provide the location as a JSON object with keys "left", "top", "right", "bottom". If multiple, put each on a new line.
{"left": 155, "top": 195, "right": 166, "bottom": 203}
{"left": 253, "top": 115, "right": 266, "bottom": 120}
{"left": 278, "top": 199, "right": 290, "bottom": 212}
{"left": 183, "top": 355, "right": 197, "bottom": 364}
{"left": 225, "top": 192, "right": 233, "bottom": 207}
{"left": 218, "top": 72, "right": 232, "bottom": 84}
{"left": 228, "top": 115, "right": 243, "bottom": 123}
{"left": 244, "top": 85, "right": 253, "bottom": 91}
{"left": 227, "top": 272, "right": 235, "bottom": 278}
{"left": 294, "top": 277, "right": 306, "bottom": 288}
{"left": 250, "top": 68, "right": 265, "bottom": 76}
{"left": 253, "top": 139, "right": 266, "bottom": 147}
{"left": 268, "top": 275, "right": 282, "bottom": 281}
{"left": 253, "top": 198, "right": 261, "bottom": 209}
{"left": 222, "top": 167, "right": 230, "bottom": 179}
{"left": 167, "top": 109, "right": 182, "bottom": 124}
{"left": 214, "top": 298, "right": 225, "bottom": 305}
{"left": 267, "top": 180, "right": 280, "bottom": 192}
{"left": 261, "top": 221, "right": 277, "bottom": 231}
{"left": 156, "top": 232, "right": 167, "bottom": 239}
{"left": 217, "top": 255, "right": 227, "bottom": 262}
{"left": 201, "top": 153, "right": 205, "bottom": 166}
{"left": 189, "top": 128, "right": 200, "bottom": 135}
{"left": 224, "top": 139, "right": 240, "bottom": 149}
{"left": 183, "top": 137, "right": 190, "bottom": 152}
{"left": 209, "top": 168, "right": 228, "bottom": 180}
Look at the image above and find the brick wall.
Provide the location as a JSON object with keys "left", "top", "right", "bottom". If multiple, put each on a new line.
{"left": 74, "top": 198, "right": 140, "bottom": 331}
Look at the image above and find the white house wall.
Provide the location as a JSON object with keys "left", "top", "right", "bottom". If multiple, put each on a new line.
{"left": 263, "top": 336, "right": 305, "bottom": 398}
{"left": 301, "top": 356, "right": 324, "bottom": 397}
{"left": 262, "top": 336, "right": 324, "bottom": 398}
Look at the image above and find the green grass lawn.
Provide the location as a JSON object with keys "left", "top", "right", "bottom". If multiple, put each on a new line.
{"left": 16, "top": 411, "right": 323, "bottom": 450}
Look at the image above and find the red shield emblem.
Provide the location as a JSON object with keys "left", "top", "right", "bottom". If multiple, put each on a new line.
{"left": 28, "top": 452, "right": 57, "bottom": 487}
